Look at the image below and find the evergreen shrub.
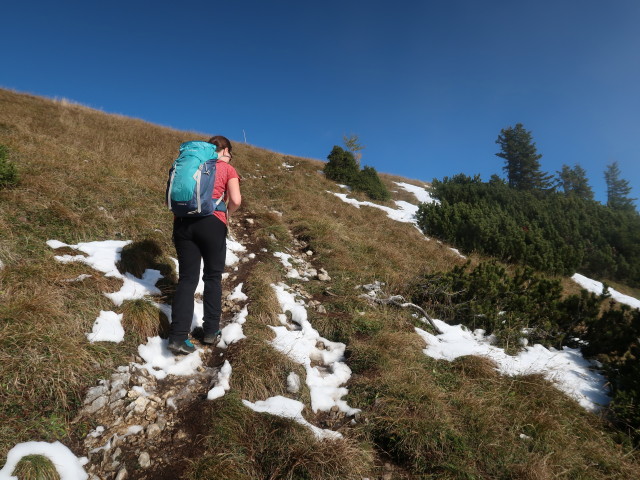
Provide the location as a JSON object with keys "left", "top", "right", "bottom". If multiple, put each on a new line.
{"left": 324, "top": 146, "right": 390, "bottom": 201}
{"left": 416, "top": 174, "right": 640, "bottom": 287}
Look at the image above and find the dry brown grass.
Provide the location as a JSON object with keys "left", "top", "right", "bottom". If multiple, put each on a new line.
{"left": 120, "top": 299, "right": 170, "bottom": 341}
{"left": 186, "top": 393, "right": 373, "bottom": 480}
{"left": 11, "top": 455, "right": 60, "bottom": 480}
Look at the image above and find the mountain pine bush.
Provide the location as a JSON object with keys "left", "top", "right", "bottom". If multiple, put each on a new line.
{"left": 411, "top": 261, "right": 603, "bottom": 351}
{"left": 416, "top": 174, "right": 640, "bottom": 287}
{"left": 324, "top": 146, "right": 390, "bottom": 201}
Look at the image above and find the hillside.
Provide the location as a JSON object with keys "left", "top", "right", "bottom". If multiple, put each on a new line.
{"left": 1, "top": 88, "right": 640, "bottom": 479}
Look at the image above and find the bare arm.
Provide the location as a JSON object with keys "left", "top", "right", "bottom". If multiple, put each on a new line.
{"left": 226, "top": 177, "right": 241, "bottom": 213}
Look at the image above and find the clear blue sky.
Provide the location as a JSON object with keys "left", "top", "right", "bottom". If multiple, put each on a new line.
{"left": 2, "top": 0, "right": 639, "bottom": 204}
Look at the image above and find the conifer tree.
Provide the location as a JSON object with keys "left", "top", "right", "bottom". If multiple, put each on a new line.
{"left": 323, "top": 146, "right": 359, "bottom": 184}
{"left": 605, "top": 161, "right": 637, "bottom": 211}
{"left": 496, "top": 123, "right": 553, "bottom": 190}
{"left": 557, "top": 164, "right": 594, "bottom": 200}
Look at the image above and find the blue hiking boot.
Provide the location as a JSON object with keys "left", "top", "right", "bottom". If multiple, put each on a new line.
{"left": 168, "top": 338, "right": 196, "bottom": 355}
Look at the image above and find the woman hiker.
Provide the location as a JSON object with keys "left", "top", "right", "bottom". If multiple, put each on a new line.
{"left": 168, "top": 135, "right": 241, "bottom": 355}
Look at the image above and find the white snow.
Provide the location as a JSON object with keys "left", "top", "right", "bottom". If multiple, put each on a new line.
{"left": 394, "top": 181, "right": 439, "bottom": 204}
{"left": 47, "top": 240, "right": 131, "bottom": 278}
{"left": 228, "top": 283, "right": 248, "bottom": 302}
{"left": 217, "top": 301, "right": 249, "bottom": 349}
{"left": 274, "top": 251, "right": 295, "bottom": 269}
{"left": 287, "top": 372, "right": 301, "bottom": 393}
{"left": 571, "top": 273, "right": 640, "bottom": 310}
{"left": 104, "top": 269, "right": 162, "bottom": 306}
{"left": 270, "top": 283, "right": 359, "bottom": 415}
{"left": 242, "top": 396, "right": 342, "bottom": 440}
{"left": 218, "top": 323, "right": 246, "bottom": 349}
{"left": 86, "top": 311, "right": 124, "bottom": 343}
{"left": 330, "top": 192, "right": 420, "bottom": 225}
{"left": 0, "top": 441, "right": 88, "bottom": 480}
{"left": 415, "top": 319, "right": 610, "bottom": 411}
{"left": 136, "top": 337, "right": 203, "bottom": 380}
{"left": 226, "top": 237, "right": 247, "bottom": 266}
{"left": 207, "top": 360, "right": 233, "bottom": 400}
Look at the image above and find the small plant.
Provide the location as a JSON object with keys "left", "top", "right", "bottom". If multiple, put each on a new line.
{"left": 0, "top": 144, "right": 19, "bottom": 188}
{"left": 12, "top": 455, "right": 60, "bottom": 480}
{"left": 121, "top": 299, "right": 169, "bottom": 341}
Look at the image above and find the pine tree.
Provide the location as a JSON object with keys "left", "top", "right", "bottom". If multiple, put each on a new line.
{"left": 496, "top": 123, "right": 553, "bottom": 190}
{"left": 557, "top": 164, "right": 594, "bottom": 200}
{"left": 605, "top": 161, "right": 637, "bottom": 211}
{"left": 323, "top": 146, "right": 359, "bottom": 184}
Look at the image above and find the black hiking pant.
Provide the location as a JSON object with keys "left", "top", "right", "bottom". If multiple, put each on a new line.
{"left": 169, "top": 215, "right": 227, "bottom": 342}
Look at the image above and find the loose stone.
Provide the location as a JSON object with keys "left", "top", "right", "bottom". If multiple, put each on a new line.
{"left": 85, "top": 395, "right": 109, "bottom": 415}
{"left": 139, "top": 451, "right": 151, "bottom": 469}
{"left": 85, "top": 385, "right": 109, "bottom": 405}
{"left": 146, "top": 423, "right": 162, "bottom": 438}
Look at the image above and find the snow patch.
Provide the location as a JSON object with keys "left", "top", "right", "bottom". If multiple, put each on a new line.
{"left": 243, "top": 396, "right": 341, "bottom": 440}
{"left": 270, "top": 283, "right": 359, "bottom": 415}
{"left": 207, "top": 360, "right": 232, "bottom": 400}
{"left": 415, "top": 319, "right": 610, "bottom": 411}
{"left": 394, "top": 181, "right": 440, "bottom": 204}
{"left": 136, "top": 337, "right": 203, "bottom": 380}
{"left": 571, "top": 273, "right": 640, "bottom": 310}
{"left": 86, "top": 311, "right": 124, "bottom": 343}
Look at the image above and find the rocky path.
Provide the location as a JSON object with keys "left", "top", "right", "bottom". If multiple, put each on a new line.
{"left": 72, "top": 214, "right": 258, "bottom": 480}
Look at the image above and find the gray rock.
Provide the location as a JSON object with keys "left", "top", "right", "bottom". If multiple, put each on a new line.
{"left": 115, "top": 467, "right": 127, "bottom": 480}
{"left": 306, "top": 250, "right": 313, "bottom": 256}
{"left": 110, "top": 373, "right": 131, "bottom": 391}
{"left": 132, "top": 396, "right": 150, "bottom": 414}
{"left": 316, "top": 305, "right": 327, "bottom": 314}
{"left": 110, "top": 400, "right": 125, "bottom": 413}
{"left": 85, "top": 395, "right": 108, "bottom": 414}
{"left": 318, "top": 268, "right": 331, "bottom": 281}
{"left": 84, "top": 385, "right": 109, "bottom": 405}
{"left": 139, "top": 452, "right": 151, "bottom": 469}
{"left": 110, "top": 388, "right": 127, "bottom": 403}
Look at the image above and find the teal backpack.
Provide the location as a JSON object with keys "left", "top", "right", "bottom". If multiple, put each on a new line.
{"left": 166, "top": 141, "right": 227, "bottom": 217}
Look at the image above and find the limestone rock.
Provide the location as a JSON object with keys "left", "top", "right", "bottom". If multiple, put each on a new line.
{"left": 85, "top": 395, "right": 108, "bottom": 415}
{"left": 139, "top": 452, "right": 151, "bottom": 469}
{"left": 85, "top": 385, "right": 109, "bottom": 405}
{"left": 146, "top": 423, "right": 162, "bottom": 438}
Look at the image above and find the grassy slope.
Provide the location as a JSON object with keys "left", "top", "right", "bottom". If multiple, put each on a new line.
{"left": 1, "top": 89, "right": 639, "bottom": 479}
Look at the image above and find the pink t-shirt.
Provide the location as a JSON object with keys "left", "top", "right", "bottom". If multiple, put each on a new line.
{"left": 213, "top": 161, "right": 240, "bottom": 225}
